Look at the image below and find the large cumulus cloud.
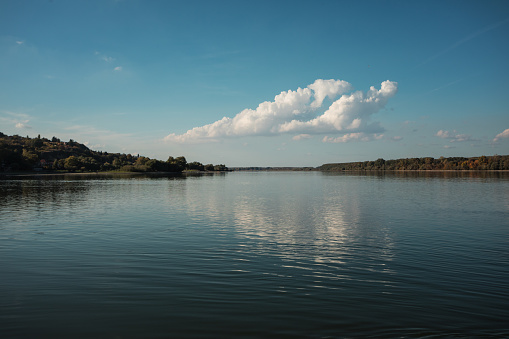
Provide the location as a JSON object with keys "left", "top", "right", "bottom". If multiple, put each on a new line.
{"left": 164, "top": 79, "right": 397, "bottom": 143}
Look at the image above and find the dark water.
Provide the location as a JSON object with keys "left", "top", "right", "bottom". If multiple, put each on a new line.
{"left": 1, "top": 171, "right": 508, "bottom": 338}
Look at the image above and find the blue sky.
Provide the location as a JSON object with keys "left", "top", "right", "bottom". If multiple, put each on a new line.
{"left": 1, "top": 0, "right": 508, "bottom": 166}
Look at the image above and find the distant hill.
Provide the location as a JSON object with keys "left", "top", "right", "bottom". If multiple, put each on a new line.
{"left": 319, "top": 155, "right": 509, "bottom": 171}
{"left": 0, "top": 132, "right": 227, "bottom": 173}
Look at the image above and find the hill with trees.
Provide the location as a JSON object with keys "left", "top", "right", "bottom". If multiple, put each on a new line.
{"left": 0, "top": 132, "right": 228, "bottom": 173}
{"left": 319, "top": 155, "right": 509, "bottom": 171}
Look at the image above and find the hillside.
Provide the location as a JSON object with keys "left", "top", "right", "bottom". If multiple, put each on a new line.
{"left": 0, "top": 132, "right": 227, "bottom": 173}
{"left": 319, "top": 155, "right": 509, "bottom": 171}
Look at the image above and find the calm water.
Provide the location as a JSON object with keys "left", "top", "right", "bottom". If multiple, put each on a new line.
{"left": 1, "top": 171, "right": 508, "bottom": 338}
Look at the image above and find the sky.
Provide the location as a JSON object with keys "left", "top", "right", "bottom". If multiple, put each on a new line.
{"left": 1, "top": 0, "right": 508, "bottom": 167}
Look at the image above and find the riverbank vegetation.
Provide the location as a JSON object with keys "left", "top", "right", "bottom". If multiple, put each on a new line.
{"left": 319, "top": 155, "right": 509, "bottom": 171}
{"left": 0, "top": 132, "right": 228, "bottom": 173}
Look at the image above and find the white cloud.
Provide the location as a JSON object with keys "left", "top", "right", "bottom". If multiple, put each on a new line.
{"left": 16, "top": 41, "right": 24, "bottom": 45}
{"left": 165, "top": 79, "right": 398, "bottom": 143}
{"left": 323, "top": 133, "right": 384, "bottom": 143}
{"left": 292, "top": 134, "right": 313, "bottom": 141}
{"left": 83, "top": 141, "right": 106, "bottom": 149}
{"left": 279, "top": 80, "right": 397, "bottom": 135}
{"left": 493, "top": 128, "right": 509, "bottom": 142}
{"left": 1, "top": 111, "right": 32, "bottom": 129}
{"left": 114, "top": 66, "right": 122, "bottom": 71}
{"left": 15, "top": 122, "right": 31, "bottom": 129}
{"left": 436, "top": 129, "right": 475, "bottom": 142}
{"left": 308, "top": 79, "right": 352, "bottom": 108}
{"left": 436, "top": 130, "right": 452, "bottom": 138}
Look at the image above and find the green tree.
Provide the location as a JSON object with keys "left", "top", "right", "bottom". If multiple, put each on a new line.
{"left": 22, "top": 149, "right": 39, "bottom": 165}
{"left": 112, "top": 158, "right": 122, "bottom": 168}
{"left": 187, "top": 161, "right": 204, "bottom": 171}
{"left": 167, "top": 156, "right": 187, "bottom": 172}
{"left": 135, "top": 156, "right": 149, "bottom": 166}
{"left": 64, "top": 156, "right": 80, "bottom": 171}
{"left": 214, "top": 164, "right": 228, "bottom": 171}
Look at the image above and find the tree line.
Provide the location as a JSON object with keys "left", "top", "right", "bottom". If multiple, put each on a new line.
{"left": 0, "top": 132, "right": 228, "bottom": 173}
{"left": 319, "top": 155, "right": 509, "bottom": 171}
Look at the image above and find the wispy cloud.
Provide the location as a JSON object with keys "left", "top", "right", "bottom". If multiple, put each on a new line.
{"left": 64, "top": 124, "right": 130, "bottom": 137}
{"left": 493, "top": 128, "right": 509, "bottom": 142}
{"left": 62, "top": 124, "right": 132, "bottom": 149}
{"left": 1, "top": 111, "right": 32, "bottom": 129}
{"left": 15, "top": 122, "right": 31, "bottom": 129}
{"left": 102, "top": 56, "right": 115, "bottom": 63}
{"left": 323, "top": 133, "right": 384, "bottom": 143}
{"left": 165, "top": 79, "right": 397, "bottom": 144}
{"left": 420, "top": 17, "right": 509, "bottom": 66}
{"left": 95, "top": 51, "right": 121, "bottom": 70}
{"left": 16, "top": 40, "right": 24, "bottom": 45}
{"left": 95, "top": 51, "right": 115, "bottom": 62}
{"left": 428, "top": 78, "right": 464, "bottom": 94}
{"left": 436, "top": 130, "right": 476, "bottom": 143}
{"left": 292, "top": 134, "right": 313, "bottom": 141}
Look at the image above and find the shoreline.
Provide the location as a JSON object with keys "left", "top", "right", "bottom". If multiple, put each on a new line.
{"left": 0, "top": 170, "right": 233, "bottom": 178}
{"left": 2, "top": 169, "right": 508, "bottom": 178}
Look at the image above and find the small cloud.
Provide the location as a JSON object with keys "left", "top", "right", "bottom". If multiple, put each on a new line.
{"left": 102, "top": 56, "right": 115, "bottom": 63}
{"left": 114, "top": 66, "right": 122, "bottom": 71}
{"left": 16, "top": 41, "right": 24, "bottom": 45}
{"left": 452, "top": 134, "right": 473, "bottom": 142}
{"left": 323, "top": 133, "right": 383, "bottom": 143}
{"left": 436, "top": 129, "right": 476, "bottom": 143}
{"left": 292, "top": 134, "right": 313, "bottom": 141}
{"left": 436, "top": 130, "right": 452, "bottom": 139}
{"left": 84, "top": 141, "right": 105, "bottom": 149}
{"left": 1, "top": 112, "right": 32, "bottom": 129}
{"left": 15, "top": 122, "right": 31, "bottom": 129}
{"left": 391, "top": 136, "right": 403, "bottom": 141}
{"left": 95, "top": 51, "right": 116, "bottom": 63}
{"left": 493, "top": 128, "right": 509, "bottom": 142}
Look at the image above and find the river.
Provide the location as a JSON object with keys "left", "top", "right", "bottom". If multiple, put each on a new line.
{"left": 1, "top": 171, "right": 508, "bottom": 338}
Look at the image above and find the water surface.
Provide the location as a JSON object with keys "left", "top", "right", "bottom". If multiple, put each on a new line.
{"left": 1, "top": 172, "right": 508, "bottom": 338}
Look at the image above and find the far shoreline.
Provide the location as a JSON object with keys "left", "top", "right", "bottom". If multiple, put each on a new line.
{"left": 2, "top": 168, "right": 508, "bottom": 178}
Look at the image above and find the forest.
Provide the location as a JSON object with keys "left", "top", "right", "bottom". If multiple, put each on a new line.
{"left": 0, "top": 132, "right": 228, "bottom": 173}
{"left": 319, "top": 155, "right": 509, "bottom": 171}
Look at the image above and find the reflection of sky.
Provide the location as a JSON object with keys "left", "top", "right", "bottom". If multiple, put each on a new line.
{"left": 229, "top": 173, "right": 396, "bottom": 267}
